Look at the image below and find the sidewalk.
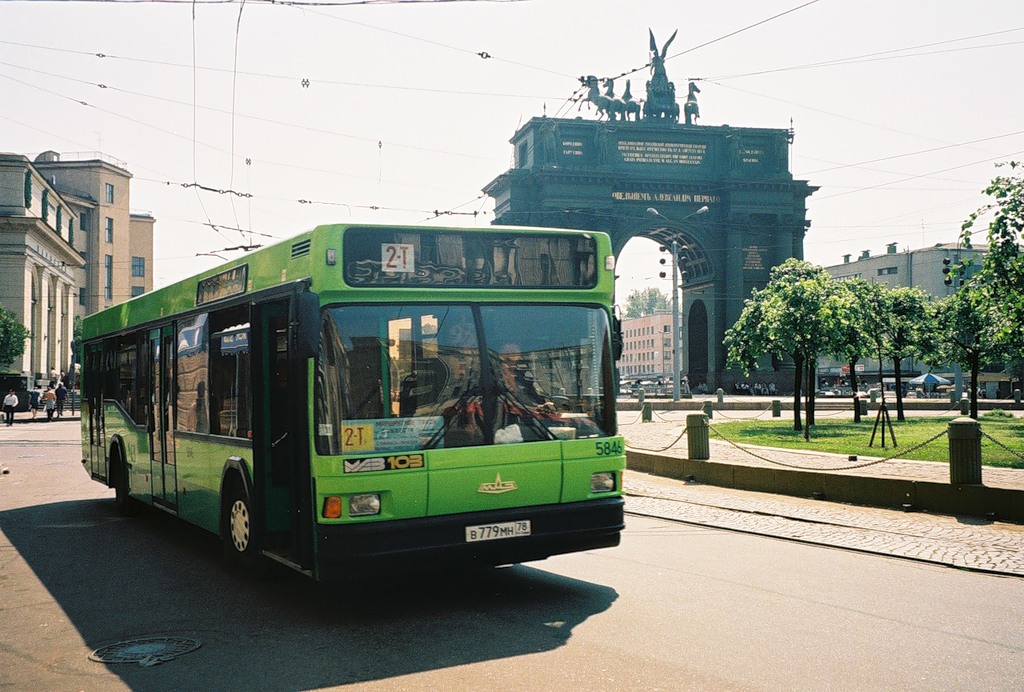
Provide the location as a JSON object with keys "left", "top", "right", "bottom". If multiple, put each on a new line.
{"left": 619, "top": 412, "right": 1024, "bottom": 576}
{"left": 620, "top": 412, "right": 1024, "bottom": 522}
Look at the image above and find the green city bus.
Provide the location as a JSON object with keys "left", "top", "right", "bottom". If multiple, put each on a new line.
{"left": 81, "top": 223, "right": 625, "bottom": 580}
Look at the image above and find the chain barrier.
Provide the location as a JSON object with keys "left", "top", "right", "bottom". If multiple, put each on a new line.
{"left": 618, "top": 410, "right": 645, "bottom": 426}
{"left": 624, "top": 426, "right": 691, "bottom": 453}
{"left": 712, "top": 406, "right": 772, "bottom": 421}
{"left": 707, "top": 425, "right": 950, "bottom": 471}
{"left": 980, "top": 430, "right": 1024, "bottom": 463}
{"left": 811, "top": 406, "right": 853, "bottom": 418}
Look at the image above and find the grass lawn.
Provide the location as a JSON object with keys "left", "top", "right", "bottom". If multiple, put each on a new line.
{"left": 710, "top": 412, "right": 1024, "bottom": 468}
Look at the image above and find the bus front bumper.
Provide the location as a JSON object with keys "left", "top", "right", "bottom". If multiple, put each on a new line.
{"left": 314, "top": 497, "right": 624, "bottom": 581}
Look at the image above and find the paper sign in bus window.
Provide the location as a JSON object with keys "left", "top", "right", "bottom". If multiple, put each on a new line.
{"left": 382, "top": 243, "right": 415, "bottom": 273}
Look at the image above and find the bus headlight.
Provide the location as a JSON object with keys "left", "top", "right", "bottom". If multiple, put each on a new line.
{"left": 348, "top": 493, "right": 381, "bottom": 517}
{"left": 590, "top": 472, "right": 616, "bottom": 493}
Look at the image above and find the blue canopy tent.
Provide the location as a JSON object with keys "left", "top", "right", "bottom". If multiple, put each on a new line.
{"left": 908, "top": 372, "right": 951, "bottom": 386}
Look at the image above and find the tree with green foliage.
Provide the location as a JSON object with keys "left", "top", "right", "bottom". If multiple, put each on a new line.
{"left": 830, "top": 278, "right": 875, "bottom": 423}
{"left": 864, "top": 285, "right": 935, "bottom": 422}
{"left": 725, "top": 259, "right": 845, "bottom": 436}
{"left": 931, "top": 286, "right": 997, "bottom": 419}
{"left": 960, "top": 161, "right": 1024, "bottom": 389}
{"left": 0, "top": 305, "right": 28, "bottom": 371}
{"left": 622, "top": 287, "right": 670, "bottom": 318}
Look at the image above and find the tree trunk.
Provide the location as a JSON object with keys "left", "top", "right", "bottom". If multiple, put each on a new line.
{"left": 970, "top": 352, "right": 981, "bottom": 419}
{"left": 803, "top": 358, "right": 814, "bottom": 441}
{"left": 893, "top": 358, "right": 906, "bottom": 422}
{"left": 849, "top": 357, "right": 861, "bottom": 423}
{"left": 792, "top": 353, "right": 803, "bottom": 432}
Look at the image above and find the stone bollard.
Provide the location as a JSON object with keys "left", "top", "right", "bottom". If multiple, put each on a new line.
{"left": 950, "top": 390, "right": 957, "bottom": 405}
{"left": 637, "top": 388, "right": 645, "bottom": 404}
{"left": 702, "top": 400, "right": 713, "bottom": 419}
{"left": 641, "top": 402, "right": 652, "bottom": 423}
{"left": 960, "top": 397, "right": 969, "bottom": 415}
{"left": 858, "top": 397, "right": 868, "bottom": 415}
{"left": 948, "top": 417, "right": 982, "bottom": 485}
{"left": 1014, "top": 389, "right": 1021, "bottom": 405}
{"left": 715, "top": 388, "right": 724, "bottom": 404}
{"left": 771, "top": 399, "right": 781, "bottom": 417}
{"left": 686, "top": 413, "right": 710, "bottom": 460}
{"left": 870, "top": 389, "right": 878, "bottom": 403}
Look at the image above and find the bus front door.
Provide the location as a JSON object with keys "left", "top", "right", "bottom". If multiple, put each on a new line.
{"left": 150, "top": 326, "right": 177, "bottom": 508}
{"left": 253, "top": 298, "right": 312, "bottom": 569}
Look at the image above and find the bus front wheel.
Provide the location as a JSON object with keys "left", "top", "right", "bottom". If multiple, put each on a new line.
{"left": 222, "top": 478, "right": 266, "bottom": 577}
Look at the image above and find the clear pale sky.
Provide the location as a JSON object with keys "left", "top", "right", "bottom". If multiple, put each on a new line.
{"left": 3, "top": 0, "right": 1022, "bottom": 307}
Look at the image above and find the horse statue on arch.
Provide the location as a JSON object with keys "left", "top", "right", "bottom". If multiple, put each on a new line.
{"left": 620, "top": 79, "right": 642, "bottom": 121}
{"left": 684, "top": 81, "right": 701, "bottom": 125}
{"left": 580, "top": 75, "right": 627, "bottom": 121}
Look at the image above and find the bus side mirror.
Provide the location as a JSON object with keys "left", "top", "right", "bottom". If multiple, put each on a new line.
{"left": 294, "top": 291, "right": 321, "bottom": 359}
{"left": 612, "top": 315, "right": 623, "bottom": 361}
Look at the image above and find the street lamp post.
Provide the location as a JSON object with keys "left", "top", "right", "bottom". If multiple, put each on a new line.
{"left": 650, "top": 205, "right": 708, "bottom": 401}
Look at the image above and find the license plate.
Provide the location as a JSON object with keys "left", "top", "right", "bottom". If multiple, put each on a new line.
{"left": 465, "top": 520, "right": 531, "bottom": 543}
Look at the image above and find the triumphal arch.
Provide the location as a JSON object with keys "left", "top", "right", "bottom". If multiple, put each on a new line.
{"left": 484, "top": 30, "right": 817, "bottom": 389}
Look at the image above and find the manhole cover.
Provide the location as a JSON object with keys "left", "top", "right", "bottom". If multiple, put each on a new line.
{"left": 89, "top": 637, "right": 201, "bottom": 665}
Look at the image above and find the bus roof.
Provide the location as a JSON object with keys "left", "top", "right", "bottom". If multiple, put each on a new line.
{"left": 82, "top": 223, "right": 615, "bottom": 340}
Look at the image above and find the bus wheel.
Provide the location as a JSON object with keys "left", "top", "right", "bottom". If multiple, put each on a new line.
{"left": 222, "top": 478, "right": 266, "bottom": 577}
{"left": 112, "top": 447, "right": 137, "bottom": 517}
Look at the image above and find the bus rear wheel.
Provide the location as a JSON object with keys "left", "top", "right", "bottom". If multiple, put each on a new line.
{"left": 111, "top": 447, "right": 137, "bottom": 517}
{"left": 222, "top": 478, "right": 266, "bottom": 578}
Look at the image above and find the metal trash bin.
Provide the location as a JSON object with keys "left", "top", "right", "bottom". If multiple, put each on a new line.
{"left": 687, "top": 413, "right": 710, "bottom": 460}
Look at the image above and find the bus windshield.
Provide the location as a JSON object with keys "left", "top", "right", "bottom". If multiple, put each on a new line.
{"left": 314, "top": 304, "right": 614, "bottom": 455}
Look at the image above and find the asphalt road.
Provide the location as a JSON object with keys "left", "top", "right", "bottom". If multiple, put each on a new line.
{"left": 3, "top": 421, "right": 1024, "bottom": 691}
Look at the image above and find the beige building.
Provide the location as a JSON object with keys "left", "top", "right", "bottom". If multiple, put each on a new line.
{"left": 619, "top": 311, "right": 674, "bottom": 379}
{"left": 0, "top": 151, "right": 154, "bottom": 382}
{"left": 32, "top": 151, "right": 153, "bottom": 316}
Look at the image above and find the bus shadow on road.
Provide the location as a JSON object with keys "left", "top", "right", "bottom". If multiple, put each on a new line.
{"left": 1, "top": 496, "right": 618, "bottom": 688}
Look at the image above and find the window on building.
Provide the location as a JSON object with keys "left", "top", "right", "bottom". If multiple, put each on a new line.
{"left": 131, "top": 286, "right": 145, "bottom": 297}
{"left": 517, "top": 141, "right": 529, "bottom": 168}
{"left": 131, "top": 256, "right": 145, "bottom": 278}
{"left": 68, "top": 218, "right": 74, "bottom": 245}
{"left": 105, "top": 217, "right": 114, "bottom": 243}
{"left": 105, "top": 183, "right": 114, "bottom": 204}
{"left": 877, "top": 267, "right": 898, "bottom": 276}
{"left": 79, "top": 288, "right": 86, "bottom": 306}
{"left": 104, "top": 255, "right": 113, "bottom": 300}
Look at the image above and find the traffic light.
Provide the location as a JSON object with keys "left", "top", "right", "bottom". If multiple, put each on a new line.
{"left": 942, "top": 257, "right": 952, "bottom": 286}
{"left": 659, "top": 256, "right": 667, "bottom": 279}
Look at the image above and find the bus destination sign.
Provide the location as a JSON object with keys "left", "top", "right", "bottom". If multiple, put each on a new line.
{"left": 196, "top": 265, "right": 249, "bottom": 306}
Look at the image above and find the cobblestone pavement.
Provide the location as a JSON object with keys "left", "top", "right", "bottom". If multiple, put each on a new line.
{"left": 620, "top": 412, "right": 1024, "bottom": 576}
{"left": 624, "top": 472, "right": 1024, "bottom": 577}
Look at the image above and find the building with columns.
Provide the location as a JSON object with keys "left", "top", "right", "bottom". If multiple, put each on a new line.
{"left": 0, "top": 154, "right": 83, "bottom": 379}
{"left": 0, "top": 151, "right": 154, "bottom": 382}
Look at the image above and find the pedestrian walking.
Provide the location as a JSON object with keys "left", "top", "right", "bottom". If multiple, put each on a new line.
{"left": 3, "top": 390, "right": 18, "bottom": 426}
{"left": 55, "top": 381, "right": 67, "bottom": 418}
{"left": 42, "top": 386, "right": 57, "bottom": 422}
